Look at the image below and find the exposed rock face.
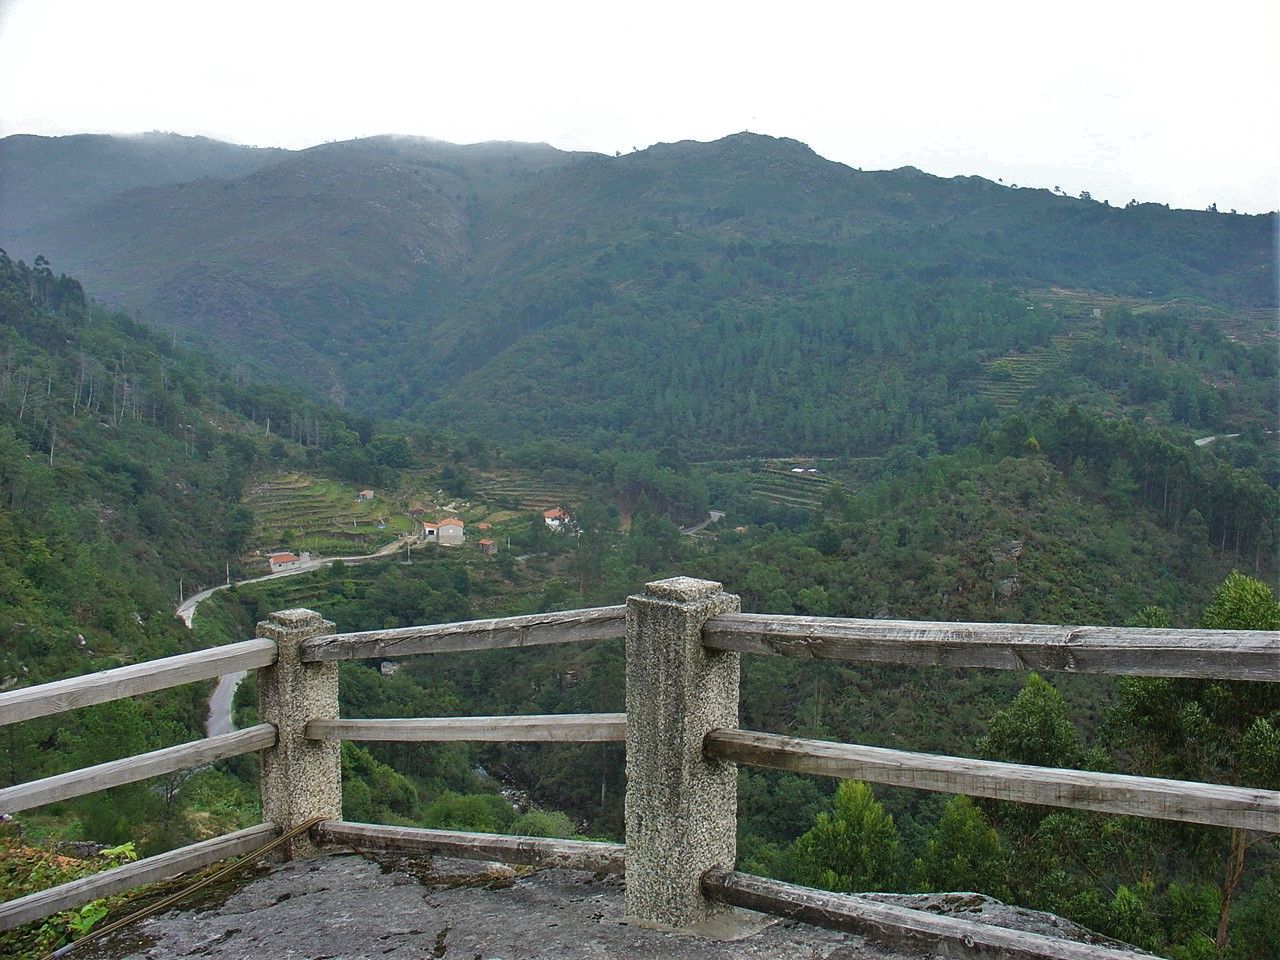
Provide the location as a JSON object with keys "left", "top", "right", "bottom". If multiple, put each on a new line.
{"left": 856, "top": 893, "right": 1136, "bottom": 949}
{"left": 80, "top": 853, "right": 1139, "bottom": 960}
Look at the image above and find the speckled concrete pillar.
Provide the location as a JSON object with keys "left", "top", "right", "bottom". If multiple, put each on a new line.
{"left": 257, "top": 608, "right": 341, "bottom": 858}
{"left": 625, "top": 577, "right": 741, "bottom": 929}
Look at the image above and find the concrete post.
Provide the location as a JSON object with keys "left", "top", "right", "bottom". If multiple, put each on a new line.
{"left": 625, "top": 576, "right": 741, "bottom": 929}
{"left": 257, "top": 608, "right": 341, "bottom": 858}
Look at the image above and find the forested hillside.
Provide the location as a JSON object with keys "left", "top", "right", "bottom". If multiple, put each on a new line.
{"left": 0, "top": 251, "right": 423, "bottom": 866}
{"left": 1, "top": 132, "right": 1272, "bottom": 452}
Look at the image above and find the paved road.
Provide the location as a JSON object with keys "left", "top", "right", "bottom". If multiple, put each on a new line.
{"left": 205, "top": 669, "right": 246, "bottom": 737}
{"left": 183, "top": 535, "right": 413, "bottom": 736}
{"left": 680, "top": 510, "right": 725, "bottom": 536}
{"left": 178, "top": 536, "right": 412, "bottom": 628}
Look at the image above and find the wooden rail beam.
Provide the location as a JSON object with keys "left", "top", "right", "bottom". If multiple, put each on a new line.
{"left": 306, "top": 713, "right": 626, "bottom": 742}
{"left": 702, "top": 613, "right": 1279, "bottom": 681}
{"left": 0, "top": 638, "right": 278, "bottom": 726}
{"left": 702, "top": 868, "right": 1142, "bottom": 960}
{"left": 705, "top": 730, "right": 1280, "bottom": 833}
{"left": 317, "top": 821, "right": 626, "bottom": 873}
{"left": 0, "top": 823, "right": 278, "bottom": 932}
{"left": 0, "top": 724, "right": 276, "bottom": 814}
{"left": 301, "top": 605, "right": 626, "bottom": 662}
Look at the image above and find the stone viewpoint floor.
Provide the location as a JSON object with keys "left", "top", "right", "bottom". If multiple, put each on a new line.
{"left": 79, "top": 852, "right": 1134, "bottom": 960}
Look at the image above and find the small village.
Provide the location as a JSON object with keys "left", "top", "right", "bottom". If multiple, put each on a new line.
{"left": 252, "top": 473, "right": 577, "bottom": 575}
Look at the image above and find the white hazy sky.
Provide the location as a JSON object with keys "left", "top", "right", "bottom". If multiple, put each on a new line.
{"left": 1, "top": 0, "right": 1277, "bottom": 213}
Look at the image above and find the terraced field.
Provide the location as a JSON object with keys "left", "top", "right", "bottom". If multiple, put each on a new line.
{"left": 981, "top": 346, "right": 1052, "bottom": 411}
{"left": 244, "top": 473, "right": 413, "bottom": 560}
{"left": 979, "top": 332, "right": 1086, "bottom": 412}
{"left": 747, "top": 464, "right": 834, "bottom": 510}
{"left": 470, "top": 471, "right": 578, "bottom": 511}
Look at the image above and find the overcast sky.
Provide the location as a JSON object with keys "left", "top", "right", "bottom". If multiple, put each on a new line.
{"left": 1, "top": 0, "right": 1277, "bottom": 213}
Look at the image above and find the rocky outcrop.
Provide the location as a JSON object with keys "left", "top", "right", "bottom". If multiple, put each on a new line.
{"left": 80, "top": 853, "right": 1139, "bottom": 960}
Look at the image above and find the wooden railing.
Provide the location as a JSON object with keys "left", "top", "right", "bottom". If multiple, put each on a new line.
{"left": 1, "top": 578, "right": 1276, "bottom": 960}
{"left": 0, "top": 639, "right": 281, "bottom": 931}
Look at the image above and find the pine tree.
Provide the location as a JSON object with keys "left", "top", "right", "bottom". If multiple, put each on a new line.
{"left": 911, "top": 795, "right": 1011, "bottom": 900}
{"left": 788, "top": 781, "right": 900, "bottom": 892}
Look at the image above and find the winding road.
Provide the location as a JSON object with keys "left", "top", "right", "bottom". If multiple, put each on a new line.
{"left": 195, "top": 508, "right": 721, "bottom": 733}
{"left": 182, "top": 535, "right": 413, "bottom": 736}
{"left": 680, "top": 510, "right": 725, "bottom": 536}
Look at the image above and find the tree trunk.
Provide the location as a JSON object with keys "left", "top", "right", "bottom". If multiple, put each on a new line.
{"left": 1215, "top": 827, "right": 1248, "bottom": 950}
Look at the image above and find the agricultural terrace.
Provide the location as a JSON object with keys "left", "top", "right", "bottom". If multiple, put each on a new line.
{"left": 243, "top": 473, "right": 414, "bottom": 559}
{"left": 245, "top": 468, "right": 588, "bottom": 565}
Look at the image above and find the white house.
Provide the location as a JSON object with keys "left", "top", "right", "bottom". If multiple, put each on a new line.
{"left": 543, "top": 507, "right": 568, "bottom": 530}
{"left": 268, "top": 551, "right": 310, "bottom": 573}
{"left": 420, "top": 521, "right": 439, "bottom": 543}
{"left": 438, "top": 517, "right": 465, "bottom": 546}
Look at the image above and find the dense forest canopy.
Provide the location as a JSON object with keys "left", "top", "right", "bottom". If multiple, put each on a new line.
{"left": 0, "top": 132, "right": 1273, "bottom": 456}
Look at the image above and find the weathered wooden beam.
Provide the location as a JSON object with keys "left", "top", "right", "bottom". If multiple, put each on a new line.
{"left": 317, "top": 821, "right": 626, "bottom": 873}
{"left": 705, "top": 730, "right": 1280, "bottom": 833}
{"left": 301, "top": 605, "right": 626, "bottom": 662}
{"left": 0, "top": 724, "right": 276, "bottom": 814}
{"left": 306, "top": 713, "right": 626, "bottom": 743}
{"left": 702, "top": 868, "right": 1142, "bottom": 960}
{"left": 702, "top": 613, "right": 1279, "bottom": 682}
{"left": 0, "top": 638, "right": 278, "bottom": 726}
{"left": 0, "top": 822, "right": 278, "bottom": 933}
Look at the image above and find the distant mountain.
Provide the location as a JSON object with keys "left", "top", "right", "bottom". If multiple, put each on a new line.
{"left": 1, "top": 131, "right": 1273, "bottom": 451}
{"left": 0, "top": 131, "right": 286, "bottom": 230}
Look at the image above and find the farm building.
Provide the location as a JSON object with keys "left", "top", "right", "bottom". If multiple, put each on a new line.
{"left": 543, "top": 507, "right": 568, "bottom": 530}
{"left": 357, "top": 489, "right": 375, "bottom": 501}
{"left": 478, "top": 538, "right": 496, "bottom": 555}
{"left": 420, "top": 521, "right": 438, "bottom": 543}
{"left": 267, "top": 551, "right": 309, "bottom": 573}
{"left": 438, "top": 517, "right": 465, "bottom": 545}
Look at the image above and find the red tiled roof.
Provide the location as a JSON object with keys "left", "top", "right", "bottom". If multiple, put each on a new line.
{"left": 422, "top": 522, "right": 439, "bottom": 530}
{"left": 440, "top": 517, "right": 464, "bottom": 527}
{"left": 478, "top": 538, "right": 495, "bottom": 546}
{"left": 270, "top": 552, "right": 300, "bottom": 563}
{"left": 543, "top": 508, "right": 566, "bottom": 519}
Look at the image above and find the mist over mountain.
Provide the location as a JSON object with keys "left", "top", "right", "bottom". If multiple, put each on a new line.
{"left": 0, "top": 132, "right": 286, "bottom": 229}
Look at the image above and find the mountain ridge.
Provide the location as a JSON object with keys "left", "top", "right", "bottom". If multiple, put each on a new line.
{"left": 1, "top": 131, "right": 1273, "bottom": 451}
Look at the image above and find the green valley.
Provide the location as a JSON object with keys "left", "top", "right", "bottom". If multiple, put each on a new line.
{"left": 0, "top": 126, "right": 1275, "bottom": 960}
